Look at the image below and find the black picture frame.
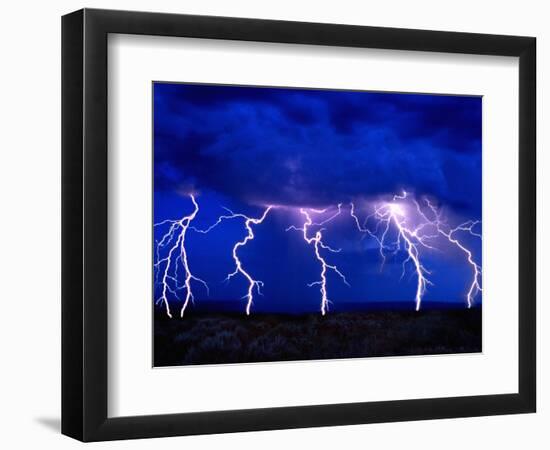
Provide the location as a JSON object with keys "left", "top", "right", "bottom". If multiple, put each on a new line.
{"left": 62, "top": 8, "right": 536, "bottom": 442}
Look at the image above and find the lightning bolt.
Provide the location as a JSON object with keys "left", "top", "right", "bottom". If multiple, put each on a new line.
{"left": 287, "top": 205, "right": 349, "bottom": 315}
{"left": 358, "top": 191, "right": 481, "bottom": 310}
{"left": 154, "top": 194, "right": 209, "bottom": 318}
{"left": 224, "top": 206, "right": 273, "bottom": 315}
{"left": 350, "top": 202, "right": 366, "bottom": 233}
{"left": 190, "top": 205, "right": 274, "bottom": 315}
{"left": 416, "top": 198, "right": 482, "bottom": 308}
{"left": 364, "top": 192, "right": 435, "bottom": 311}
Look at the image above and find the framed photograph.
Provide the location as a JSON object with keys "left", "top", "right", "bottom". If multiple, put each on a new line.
{"left": 62, "top": 8, "right": 536, "bottom": 441}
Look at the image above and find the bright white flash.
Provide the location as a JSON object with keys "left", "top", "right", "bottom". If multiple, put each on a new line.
{"left": 154, "top": 194, "right": 209, "bottom": 318}
{"left": 388, "top": 203, "right": 405, "bottom": 216}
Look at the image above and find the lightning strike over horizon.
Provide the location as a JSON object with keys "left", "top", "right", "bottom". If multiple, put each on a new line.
{"left": 352, "top": 191, "right": 482, "bottom": 311}
{"left": 154, "top": 194, "right": 209, "bottom": 318}
{"left": 154, "top": 194, "right": 481, "bottom": 317}
{"left": 416, "top": 198, "right": 482, "bottom": 308}
{"left": 364, "top": 192, "right": 436, "bottom": 311}
{"left": 224, "top": 206, "right": 273, "bottom": 315}
{"left": 287, "top": 206, "right": 349, "bottom": 315}
{"left": 189, "top": 204, "right": 275, "bottom": 315}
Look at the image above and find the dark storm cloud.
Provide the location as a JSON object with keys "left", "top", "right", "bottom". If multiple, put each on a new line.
{"left": 154, "top": 83, "right": 482, "bottom": 216}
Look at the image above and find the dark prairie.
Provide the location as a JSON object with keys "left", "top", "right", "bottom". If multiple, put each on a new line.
{"left": 154, "top": 307, "right": 482, "bottom": 367}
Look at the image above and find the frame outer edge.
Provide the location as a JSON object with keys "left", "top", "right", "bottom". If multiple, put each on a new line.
{"left": 82, "top": 8, "right": 110, "bottom": 441}
{"left": 518, "top": 37, "right": 536, "bottom": 412}
{"left": 61, "top": 9, "right": 85, "bottom": 441}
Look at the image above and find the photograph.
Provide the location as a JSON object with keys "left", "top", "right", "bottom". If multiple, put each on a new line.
{"left": 153, "top": 83, "right": 483, "bottom": 367}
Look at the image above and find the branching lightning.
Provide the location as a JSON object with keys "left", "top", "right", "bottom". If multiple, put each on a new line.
{"left": 354, "top": 192, "right": 481, "bottom": 310}
{"left": 154, "top": 194, "right": 209, "bottom": 318}
{"left": 154, "top": 193, "right": 481, "bottom": 317}
{"left": 362, "top": 192, "right": 435, "bottom": 311}
{"left": 415, "top": 198, "right": 482, "bottom": 308}
{"left": 190, "top": 205, "right": 274, "bottom": 315}
{"left": 224, "top": 206, "right": 273, "bottom": 315}
{"left": 287, "top": 205, "right": 349, "bottom": 315}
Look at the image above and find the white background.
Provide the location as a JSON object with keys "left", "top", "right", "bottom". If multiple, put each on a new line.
{"left": 109, "top": 35, "right": 518, "bottom": 417}
{"left": 0, "top": 0, "right": 547, "bottom": 448}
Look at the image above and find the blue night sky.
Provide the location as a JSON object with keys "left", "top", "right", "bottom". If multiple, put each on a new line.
{"left": 153, "top": 83, "right": 482, "bottom": 314}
